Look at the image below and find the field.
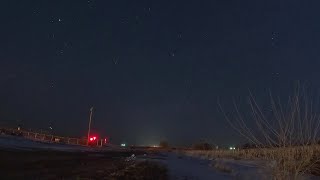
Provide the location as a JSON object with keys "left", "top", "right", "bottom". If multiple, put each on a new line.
{"left": 0, "top": 149, "right": 170, "bottom": 180}
{"left": 0, "top": 135, "right": 235, "bottom": 180}
{"left": 183, "top": 145, "right": 320, "bottom": 179}
{"left": 0, "top": 135, "right": 169, "bottom": 180}
{"left": 1, "top": 127, "right": 320, "bottom": 179}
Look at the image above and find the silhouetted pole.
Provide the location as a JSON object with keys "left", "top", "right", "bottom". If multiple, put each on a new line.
{"left": 87, "top": 107, "right": 94, "bottom": 146}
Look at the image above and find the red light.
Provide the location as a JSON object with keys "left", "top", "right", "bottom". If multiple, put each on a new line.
{"left": 104, "top": 137, "right": 109, "bottom": 144}
{"left": 89, "top": 137, "right": 93, "bottom": 141}
{"left": 93, "top": 136, "right": 96, "bottom": 140}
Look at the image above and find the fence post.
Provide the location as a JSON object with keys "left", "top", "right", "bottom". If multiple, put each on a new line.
{"left": 51, "top": 135, "right": 54, "bottom": 142}
{"left": 77, "top": 139, "right": 79, "bottom": 145}
{"left": 35, "top": 133, "right": 38, "bottom": 139}
{"left": 67, "top": 138, "right": 70, "bottom": 144}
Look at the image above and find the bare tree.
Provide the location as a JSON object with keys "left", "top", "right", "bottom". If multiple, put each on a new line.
{"left": 219, "top": 85, "right": 320, "bottom": 179}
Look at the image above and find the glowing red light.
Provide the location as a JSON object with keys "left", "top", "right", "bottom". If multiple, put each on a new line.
{"left": 89, "top": 137, "right": 93, "bottom": 141}
{"left": 93, "top": 136, "right": 96, "bottom": 140}
{"left": 104, "top": 137, "right": 109, "bottom": 144}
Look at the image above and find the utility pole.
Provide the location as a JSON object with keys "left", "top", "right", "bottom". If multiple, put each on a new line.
{"left": 87, "top": 107, "right": 94, "bottom": 146}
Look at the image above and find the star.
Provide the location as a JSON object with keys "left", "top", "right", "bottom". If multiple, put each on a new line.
{"left": 113, "top": 57, "right": 119, "bottom": 65}
{"left": 87, "top": 0, "right": 95, "bottom": 8}
{"left": 57, "top": 49, "right": 64, "bottom": 56}
{"left": 169, "top": 52, "right": 175, "bottom": 57}
{"left": 271, "top": 32, "right": 279, "bottom": 47}
{"left": 169, "top": 50, "right": 177, "bottom": 57}
{"left": 271, "top": 72, "right": 280, "bottom": 79}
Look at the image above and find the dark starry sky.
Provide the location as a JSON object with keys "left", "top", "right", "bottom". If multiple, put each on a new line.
{"left": 1, "top": 0, "right": 320, "bottom": 146}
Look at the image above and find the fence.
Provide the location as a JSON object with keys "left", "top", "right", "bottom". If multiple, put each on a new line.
{"left": 0, "top": 127, "right": 106, "bottom": 147}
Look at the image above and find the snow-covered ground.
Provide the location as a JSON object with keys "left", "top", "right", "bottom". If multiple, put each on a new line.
{"left": 211, "top": 158, "right": 272, "bottom": 180}
{"left": 165, "top": 154, "right": 234, "bottom": 180}
{"left": 137, "top": 153, "right": 233, "bottom": 179}
{"left": 137, "top": 153, "right": 319, "bottom": 180}
{"left": 0, "top": 135, "right": 318, "bottom": 179}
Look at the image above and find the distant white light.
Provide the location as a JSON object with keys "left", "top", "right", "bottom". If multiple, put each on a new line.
{"left": 121, "top": 143, "right": 126, "bottom": 147}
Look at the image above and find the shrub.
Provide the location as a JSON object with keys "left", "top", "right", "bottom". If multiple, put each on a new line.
{"left": 219, "top": 85, "right": 320, "bottom": 179}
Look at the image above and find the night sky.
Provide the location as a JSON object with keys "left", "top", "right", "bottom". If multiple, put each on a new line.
{"left": 1, "top": 0, "right": 320, "bottom": 146}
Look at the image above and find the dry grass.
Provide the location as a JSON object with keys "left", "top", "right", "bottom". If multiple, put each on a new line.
{"left": 184, "top": 145, "right": 320, "bottom": 179}
{"left": 215, "top": 85, "right": 320, "bottom": 179}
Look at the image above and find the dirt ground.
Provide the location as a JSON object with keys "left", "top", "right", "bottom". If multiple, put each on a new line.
{"left": 0, "top": 150, "right": 168, "bottom": 180}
